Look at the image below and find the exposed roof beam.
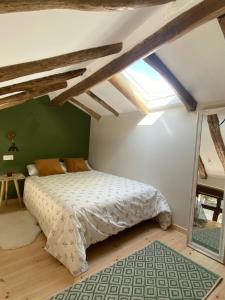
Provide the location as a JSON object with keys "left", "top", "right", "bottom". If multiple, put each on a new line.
{"left": 109, "top": 74, "right": 149, "bottom": 114}
{"left": 52, "top": 0, "right": 225, "bottom": 106}
{"left": 0, "top": 1, "right": 175, "bottom": 13}
{"left": 0, "top": 43, "right": 122, "bottom": 83}
{"left": 86, "top": 91, "right": 119, "bottom": 117}
{"left": 144, "top": 54, "right": 197, "bottom": 111}
{"left": 69, "top": 98, "right": 101, "bottom": 121}
{"left": 0, "top": 82, "right": 67, "bottom": 107}
{"left": 207, "top": 114, "right": 225, "bottom": 171}
{"left": 198, "top": 156, "right": 208, "bottom": 179}
{"left": 0, "top": 69, "right": 86, "bottom": 96}
{"left": 0, "top": 100, "right": 27, "bottom": 111}
{"left": 218, "top": 14, "right": 225, "bottom": 37}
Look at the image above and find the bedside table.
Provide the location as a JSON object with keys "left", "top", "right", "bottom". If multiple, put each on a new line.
{"left": 0, "top": 173, "right": 26, "bottom": 208}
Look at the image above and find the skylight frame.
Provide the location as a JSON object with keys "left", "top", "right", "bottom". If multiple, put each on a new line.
{"left": 122, "top": 59, "right": 181, "bottom": 110}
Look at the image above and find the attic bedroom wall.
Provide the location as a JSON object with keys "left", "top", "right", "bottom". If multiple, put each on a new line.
{"left": 89, "top": 108, "right": 197, "bottom": 229}
{"left": 0, "top": 96, "right": 90, "bottom": 196}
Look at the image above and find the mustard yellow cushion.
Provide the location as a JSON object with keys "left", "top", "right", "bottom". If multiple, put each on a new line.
{"left": 35, "top": 159, "right": 65, "bottom": 177}
{"left": 64, "top": 158, "right": 89, "bottom": 173}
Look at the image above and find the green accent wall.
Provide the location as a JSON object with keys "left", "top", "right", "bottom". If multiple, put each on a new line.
{"left": 0, "top": 96, "right": 90, "bottom": 197}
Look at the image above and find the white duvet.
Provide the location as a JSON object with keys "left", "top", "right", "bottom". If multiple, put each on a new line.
{"left": 24, "top": 170, "right": 171, "bottom": 276}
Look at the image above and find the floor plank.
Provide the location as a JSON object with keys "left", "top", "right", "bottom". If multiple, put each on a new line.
{"left": 0, "top": 205, "right": 224, "bottom": 300}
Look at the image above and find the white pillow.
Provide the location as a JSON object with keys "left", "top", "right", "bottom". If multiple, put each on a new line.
{"left": 85, "top": 160, "right": 93, "bottom": 170}
{"left": 61, "top": 162, "right": 67, "bottom": 173}
{"left": 26, "top": 164, "right": 38, "bottom": 176}
{"left": 27, "top": 162, "right": 67, "bottom": 176}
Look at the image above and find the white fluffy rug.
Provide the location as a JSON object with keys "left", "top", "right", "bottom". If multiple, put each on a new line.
{"left": 0, "top": 210, "right": 41, "bottom": 250}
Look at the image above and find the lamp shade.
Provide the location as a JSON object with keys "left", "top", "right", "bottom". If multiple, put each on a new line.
{"left": 8, "top": 142, "right": 19, "bottom": 152}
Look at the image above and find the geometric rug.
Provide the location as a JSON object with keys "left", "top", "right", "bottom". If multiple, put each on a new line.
{"left": 49, "top": 241, "right": 222, "bottom": 300}
{"left": 192, "top": 227, "right": 221, "bottom": 254}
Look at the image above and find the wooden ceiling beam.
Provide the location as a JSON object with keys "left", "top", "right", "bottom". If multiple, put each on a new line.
{"left": 86, "top": 91, "right": 119, "bottom": 117}
{"left": 207, "top": 114, "right": 225, "bottom": 171}
{"left": 0, "top": 100, "right": 27, "bottom": 111}
{"left": 0, "top": 43, "right": 122, "bottom": 83}
{"left": 218, "top": 14, "right": 225, "bottom": 37}
{"left": 109, "top": 75, "right": 149, "bottom": 114}
{"left": 69, "top": 98, "right": 101, "bottom": 121}
{"left": 198, "top": 156, "right": 208, "bottom": 179}
{"left": 0, "top": 69, "right": 86, "bottom": 96}
{"left": 0, "top": 82, "right": 67, "bottom": 107}
{"left": 144, "top": 54, "right": 197, "bottom": 111}
{"left": 0, "top": 1, "right": 175, "bottom": 13}
{"left": 52, "top": 0, "right": 225, "bottom": 106}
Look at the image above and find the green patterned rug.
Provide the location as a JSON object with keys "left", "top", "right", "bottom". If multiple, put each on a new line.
{"left": 192, "top": 227, "right": 221, "bottom": 253}
{"left": 50, "top": 241, "right": 222, "bottom": 300}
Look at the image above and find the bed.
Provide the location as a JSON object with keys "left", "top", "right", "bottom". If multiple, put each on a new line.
{"left": 23, "top": 170, "right": 171, "bottom": 276}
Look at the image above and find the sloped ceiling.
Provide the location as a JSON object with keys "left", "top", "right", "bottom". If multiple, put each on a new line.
{"left": 157, "top": 19, "right": 225, "bottom": 106}
{"left": 0, "top": 0, "right": 225, "bottom": 116}
{"left": 0, "top": 9, "right": 151, "bottom": 86}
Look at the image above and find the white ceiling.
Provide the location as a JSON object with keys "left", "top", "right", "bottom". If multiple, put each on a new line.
{"left": 0, "top": 7, "right": 153, "bottom": 88}
{"left": 0, "top": 9, "right": 151, "bottom": 66}
{"left": 0, "top": 0, "right": 225, "bottom": 116}
{"left": 158, "top": 19, "right": 225, "bottom": 105}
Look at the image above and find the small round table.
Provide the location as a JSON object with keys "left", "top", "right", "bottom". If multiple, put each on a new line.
{"left": 0, "top": 173, "right": 25, "bottom": 208}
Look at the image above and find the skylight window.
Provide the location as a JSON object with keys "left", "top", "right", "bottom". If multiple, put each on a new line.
{"left": 122, "top": 60, "right": 181, "bottom": 110}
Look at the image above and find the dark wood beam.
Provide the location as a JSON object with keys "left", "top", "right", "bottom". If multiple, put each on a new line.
{"left": 0, "top": 1, "right": 175, "bottom": 13}
{"left": 197, "top": 184, "right": 223, "bottom": 222}
{"left": 0, "top": 69, "right": 86, "bottom": 96}
{"left": 218, "top": 14, "right": 225, "bottom": 37}
{"left": 86, "top": 91, "right": 119, "bottom": 116}
{"left": 52, "top": 0, "right": 225, "bottom": 106}
{"left": 109, "top": 74, "right": 149, "bottom": 114}
{"left": 0, "top": 43, "right": 122, "bottom": 83}
{"left": 0, "top": 99, "right": 27, "bottom": 110}
{"left": 70, "top": 98, "right": 101, "bottom": 121}
{"left": 144, "top": 54, "right": 197, "bottom": 111}
{"left": 197, "top": 184, "right": 224, "bottom": 200}
{"left": 0, "top": 82, "right": 67, "bottom": 107}
{"left": 207, "top": 114, "right": 225, "bottom": 171}
{"left": 198, "top": 156, "right": 208, "bottom": 179}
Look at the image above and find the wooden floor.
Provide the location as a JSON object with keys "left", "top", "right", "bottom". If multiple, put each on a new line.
{"left": 0, "top": 202, "right": 225, "bottom": 300}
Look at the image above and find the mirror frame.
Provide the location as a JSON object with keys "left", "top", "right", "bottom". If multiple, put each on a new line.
{"left": 187, "top": 109, "right": 225, "bottom": 263}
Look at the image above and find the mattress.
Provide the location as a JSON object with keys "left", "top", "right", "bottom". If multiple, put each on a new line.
{"left": 23, "top": 170, "right": 171, "bottom": 275}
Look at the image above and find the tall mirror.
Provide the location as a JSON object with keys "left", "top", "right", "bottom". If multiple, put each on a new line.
{"left": 188, "top": 110, "right": 225, "bottom": 263}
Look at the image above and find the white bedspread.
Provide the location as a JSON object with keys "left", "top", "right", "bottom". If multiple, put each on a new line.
{"left": 24, "top": 171, "right": 171, "bottom": 275}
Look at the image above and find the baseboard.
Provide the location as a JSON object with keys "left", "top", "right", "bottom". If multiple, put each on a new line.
{"left": 172, "top": 224, "right": 187, "bottom": 235}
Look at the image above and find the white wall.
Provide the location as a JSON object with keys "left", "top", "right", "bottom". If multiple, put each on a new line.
{"left": 89, "top": 107, "right": 198, "bottom": 229}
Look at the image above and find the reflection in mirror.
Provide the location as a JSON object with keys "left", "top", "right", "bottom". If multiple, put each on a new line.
{"left": 191, "top": 112, "right": 225, "bottom": 259}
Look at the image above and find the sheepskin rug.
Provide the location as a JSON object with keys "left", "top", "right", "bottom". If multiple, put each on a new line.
{"left": 0, "top": 210, "right": 41, "bottom": 250}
